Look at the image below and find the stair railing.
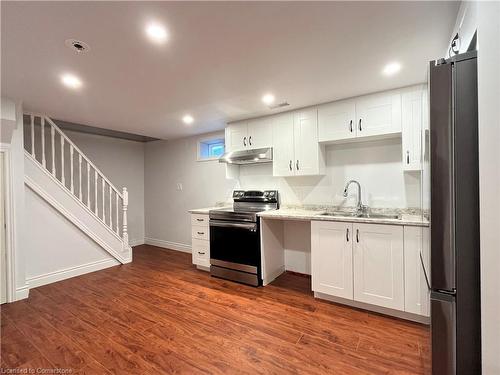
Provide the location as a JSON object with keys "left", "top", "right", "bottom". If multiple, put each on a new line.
{"left": 24, "top": 113, "right": 129, "bottom": 245}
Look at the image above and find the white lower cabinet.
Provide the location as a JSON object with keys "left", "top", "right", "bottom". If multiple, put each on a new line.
{"left": 404, "top": 226, "right": 430, "bottom": 316}
{"left": 353, "top": 223, "right": 404, "bottom": 310}
{"left": 311, "top": 221, "right": 353, "bottom": 299}
{"left": 190, "top": 213, "right": 210, "bottom": 269}
{"left": 312, "top": 221, "right": 426, "bottom": 316}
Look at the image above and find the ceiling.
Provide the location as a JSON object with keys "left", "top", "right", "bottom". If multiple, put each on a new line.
{"left": 1, "top": 1, "right": 459, "bottom": 140}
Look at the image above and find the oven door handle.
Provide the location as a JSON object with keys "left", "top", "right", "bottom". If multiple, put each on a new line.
{"left": 210, "top": 220, "right": 257, "bottom": 231}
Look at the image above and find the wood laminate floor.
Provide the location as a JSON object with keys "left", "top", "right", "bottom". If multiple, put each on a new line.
{"left": 1, "top": 245, "right": 430, "bottom": 374}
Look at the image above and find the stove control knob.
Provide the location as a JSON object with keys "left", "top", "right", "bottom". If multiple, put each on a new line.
{"left": 269, "top": 192, "right": 275, "bottom": 197}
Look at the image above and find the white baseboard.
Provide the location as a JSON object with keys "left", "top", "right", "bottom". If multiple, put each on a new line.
{"left": 129, "top": 238, "right": 145, "bottom": 247}
{"left": 26, "top": 258, "right": 120, "bottom": 289}
{"left": 15, "top": 285, "right": 30, "bottom": 301}
{"left": 144, "top": 237, "right": 192, "bottom": 253}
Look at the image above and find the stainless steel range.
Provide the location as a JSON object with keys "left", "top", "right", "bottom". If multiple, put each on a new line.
{"left": 209, "top": 190, "right": 279, "bottom": 286}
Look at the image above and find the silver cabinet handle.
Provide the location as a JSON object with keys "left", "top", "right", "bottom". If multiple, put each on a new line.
{"left": 359, "top": 119, "right": 362, "bottom": 131}
{"left": 243, "top": 137, "right": 247, "bottom": 147}
{"left": 356, "top": 229, "right": 360, "bottom": 243}
{"left": 249, "top": 136, "right": 252, "bottom": 146}
{"left": 346, "top": 228, "right": 350, "bottom": 242}
{"left": 296, "top": 160, "right": 299, "bottom": 170}
{"left": 406, "top": 150, "right": 410, "bottom": 164}
{"left": 349, "top": 120, "right": 353, "bottom": 132}
{"left": 197, "top": 231, "right": 204, "bottom": 235}
{"left": 198, "top": 251, "right": 205, "bottom": 255}
{"left": 420, "top": 251, "right": 431, "bottom": 291}
{"left": 289, "top": 160, "right": 292, "bottom": 171}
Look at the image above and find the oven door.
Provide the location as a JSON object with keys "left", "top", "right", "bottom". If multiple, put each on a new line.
{"left": 209, "top": 220, "right": 261, "bottom": 280}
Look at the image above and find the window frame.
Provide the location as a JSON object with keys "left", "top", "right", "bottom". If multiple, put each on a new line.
{"left": 197, "top": 136, "right": 226, "bottom": 162}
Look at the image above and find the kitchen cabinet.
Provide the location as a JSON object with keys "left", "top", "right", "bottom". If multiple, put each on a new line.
{"left": 311, "top": 221, "right": 353, "bottom": 299}
{"left": 318, "top": 89, "right": 402, "bottom": 143}
{"left": 225, "top": 118, "right": 272, "bottom": 152}
{"left": 404, "top": 226, "right": 430, "bottom": 316}
{"left": 191, "top": 213, "right": 210, "bottom": 269}
{"left": 353, "top": 223, "right": 404, "bottom": 310}
{"left": 318, "top": 99, "right": 356, "bottom": 142}
{"left": 273, "top": 109, "right": 325, "bottom": 177}
{"left": 402, "top": 87, "right": 424, "bottom": 171}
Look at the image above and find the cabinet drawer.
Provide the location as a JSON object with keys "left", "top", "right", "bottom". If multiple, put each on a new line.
{"left": 192, "top": 226, "right": 209, "bottom": 241}
{"left": 191, "top": 214, "right": 209, "bottom": 227}
{"left": 192, "top": 239, "right": 210, "bottom": 267}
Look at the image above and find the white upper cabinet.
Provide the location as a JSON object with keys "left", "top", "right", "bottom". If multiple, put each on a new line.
{"left": 311, "top": 221, "right": 353, "bottom": 299}
{"left": 247, "top": 118, "right": 273, "bottom": 149}
{"left": 225, "top": 118, "right": 273, "bottom": 152}
{"left": 293, "top": 108, "right": 324, "bottom": 176}
{"left": 318, "top": 99, "right": 356, "bottom": 142}
{"left": 404, "top": 226, "right": 430, "bottom": 317}
{"left": 402, "top": 86, "right": 425, "bottom": 171}
{"left": 356, "top": 91, "right": 402, "bottom": 138}
{"left": 353, "top": 223, "right": 404, "bottom": 310}
{"left": 272, "top": 112, "right": 295, "bottom": 177}
{"left": 225, "top": 121, "right": 248, "bottom": 152}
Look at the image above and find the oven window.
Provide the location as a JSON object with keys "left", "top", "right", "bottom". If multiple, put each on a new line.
{"left": 210, "top": 225, "right": 260, "bottom": 267}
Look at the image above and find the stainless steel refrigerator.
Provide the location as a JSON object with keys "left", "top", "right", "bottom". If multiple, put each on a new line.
{"left": 429, "top": 50, "right": 481, "bottom": 374}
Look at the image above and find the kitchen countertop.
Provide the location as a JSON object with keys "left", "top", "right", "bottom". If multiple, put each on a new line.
{"left": 257, "top": 207, "right": 429, "bottom": 227}
{"left": 188, "top": 205, "right": 231, "bottom": 214}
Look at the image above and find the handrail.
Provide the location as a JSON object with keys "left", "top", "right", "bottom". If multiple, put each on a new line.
{"left": 25, "top": 113, "right": 123, "bottom": 198}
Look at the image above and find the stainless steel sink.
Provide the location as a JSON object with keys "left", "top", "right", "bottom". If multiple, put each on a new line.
{"left": 318, "top": 212, "right": 401, "bottom": 220}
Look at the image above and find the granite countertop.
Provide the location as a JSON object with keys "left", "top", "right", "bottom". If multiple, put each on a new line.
{"left": 257, "top": 207, "right": 429, "bottom": 227}
{"left": 188, "top": 203, "right": 231, "bottom": 215}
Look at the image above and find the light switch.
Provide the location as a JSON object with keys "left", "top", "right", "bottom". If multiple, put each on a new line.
{"left": 176, "top": 183, "right": 183, "bottom": 191}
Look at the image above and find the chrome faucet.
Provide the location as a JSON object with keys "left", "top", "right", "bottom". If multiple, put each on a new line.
{"left": 343, "top": 180, "right": 367, "bottom": 215}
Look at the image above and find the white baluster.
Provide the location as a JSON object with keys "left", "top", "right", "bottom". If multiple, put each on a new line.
{"left": 60, "top": 137, "right": 65, "bottom": 185}
{"left": 122, "top": 187, "right": 129, "bottom": 246}
{"left": 94, "top": 170, "right": 98, "bottom": 215}
{"left": 78, "top": 154, "right": 82, "bottom": 200}
{"left": 51, "top": 126, "right": 55, "bottom": 176}
{"left": 102, "top": 178, "right": 105, "bottom": 221}
{"left": 41, "top": 117, "right": 46, "bottom": 167}
{"left": 115, "top": 194, "right": 119, "bottom": 235}
{"left": 30, "top": 115, "right": 35, "bottom": 157}
{"left": 86, "top": 163, "right": 91, "bottom": 208}
{"left": 109, "top": 188, "right": 112, "bottom": 229}
{"left": 70, "top": 146, "right": 74, "bottom": 194}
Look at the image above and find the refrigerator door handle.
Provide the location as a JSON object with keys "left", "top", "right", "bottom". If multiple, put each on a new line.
{"left": 420, "top": 250, "right": 431, "bottom": 291}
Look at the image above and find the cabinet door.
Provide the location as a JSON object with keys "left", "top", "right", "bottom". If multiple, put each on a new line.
{"left": 353, "top": 223, "right": 404, "bottom": 310}
{"left": 404, "top": 226, "right": 430, "bottom": 316}
{"left": 247, "top": 118, "right": 272, "bottom": 149}
{"left": 293, "top": 108, "right": 323, "bottom": 176}
{"left": 402, "top": 88, "right": 424, "bottom": 171}
{"left": 311, "top": 221, "right": 353, "bottom": 299}
{"left": 355, "top": 91, "right": 402, "bottom": 137}
{"left": 318, "top": 99, "right": 356, "bottom": 142}
{"left": 272, "top": 112, "right": 295, "bottom": 176}
{"left": 225, "top": 122, "right": 248, "bottom": 152}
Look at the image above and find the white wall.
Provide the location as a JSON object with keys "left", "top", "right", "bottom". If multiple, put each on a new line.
{"left": 65, "top": 131, "right": 145, "bottom": 245}
{"left": 477, "top": 2, "right": 500, "bottom": 373}
{"left": 144, "top": 131, "right": 235, "bottom": 247}
{"left": 24, "top": 186, "right": 118, "bottom": 287}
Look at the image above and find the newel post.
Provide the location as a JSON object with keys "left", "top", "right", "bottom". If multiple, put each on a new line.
{"left": 122, "top": 187, "right": 129, "bottom": 246}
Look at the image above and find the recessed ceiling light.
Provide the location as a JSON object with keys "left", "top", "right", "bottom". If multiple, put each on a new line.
{"left": 262, "top": 93, "right": 275, "bottom": 105}
{"left": 182, "top": 115, "right": 194, "bottom": 125}
{"left": 145, "top": 22, "right": 168, "bottom": 44}
{"left": 60, "top": 73, "right": 82, "bottom": 89}
{"left": 383, "top": 62, "right": 402, "bottom": 76}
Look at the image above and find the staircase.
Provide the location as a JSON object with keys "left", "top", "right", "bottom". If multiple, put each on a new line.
{"left": 23, "top": 113, "right": 132, "bottom": 264}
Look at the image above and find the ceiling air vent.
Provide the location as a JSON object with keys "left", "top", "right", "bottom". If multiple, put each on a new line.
{"left": 65, "top": 39, "right": 91, "bottom": 54}
{"left": 269, "top": 101, "right": 290, "bottom": 110}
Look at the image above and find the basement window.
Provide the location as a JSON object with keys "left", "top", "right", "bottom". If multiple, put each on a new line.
{"left": 198, "top": 137, "right": 225, "bottom": 161}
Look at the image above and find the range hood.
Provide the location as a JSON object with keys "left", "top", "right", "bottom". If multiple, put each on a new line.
{"left": 219, "top": 147, "right": 273, "bottom": 165}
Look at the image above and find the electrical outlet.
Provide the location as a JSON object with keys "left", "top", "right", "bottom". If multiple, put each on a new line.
{"left": 176, "top": 183, "right": 183, "bottom": 191}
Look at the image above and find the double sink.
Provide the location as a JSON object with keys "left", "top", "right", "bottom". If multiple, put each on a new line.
{"left": 317, "top": 211, "right": 401, "bottom": 220}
